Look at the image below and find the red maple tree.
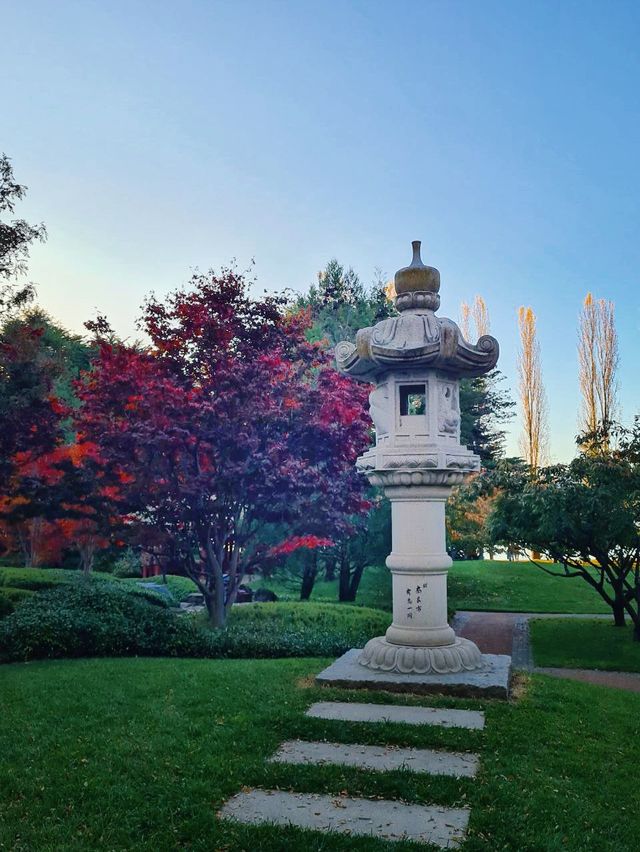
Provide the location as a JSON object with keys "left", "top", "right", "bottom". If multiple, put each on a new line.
{"left": 74, "top": 269, "right": 371, "bottom": 626}
{"left": 0, "top": 437, "right": 114, "bottom": 571}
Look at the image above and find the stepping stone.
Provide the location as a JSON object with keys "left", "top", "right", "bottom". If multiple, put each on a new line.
{"left": 306, "top": 700, "right": 485, "bottom": 730}
{"left": 218, "top": 788, "right": 470, "bottom": 848}
{"left": 269, "top": 739, "right": 478, "bottom": 778}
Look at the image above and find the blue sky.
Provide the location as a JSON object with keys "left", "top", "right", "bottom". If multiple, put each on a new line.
{"left": 3, "top": 0, "right": 639, "bottom": 461}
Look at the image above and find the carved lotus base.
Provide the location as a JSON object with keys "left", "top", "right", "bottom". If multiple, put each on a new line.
{"left": 358, "top": 636, "right": 485, "bottom": 675}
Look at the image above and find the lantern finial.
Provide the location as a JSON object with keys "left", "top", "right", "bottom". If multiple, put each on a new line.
{"left": 393, "top": 240, "right": 441, "bottom": 312}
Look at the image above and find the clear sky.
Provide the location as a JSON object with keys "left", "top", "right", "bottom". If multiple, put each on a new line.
{"left": 3, "top": 0, "right": 639, "bottom": 461}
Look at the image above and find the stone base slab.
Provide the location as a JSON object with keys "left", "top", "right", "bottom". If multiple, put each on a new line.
{"left": 360, "top": 635, "right": 484, "bottom": 674}
{"left": 316, "top": 648, "right": 512, "bottom": 699}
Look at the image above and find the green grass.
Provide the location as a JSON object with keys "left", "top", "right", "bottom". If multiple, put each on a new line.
{"left": 531, "top": 618, "right": 640, "bottom": 672}
{"left": 1, "top": 658, "right": 640, "bottom": 850}
{"left": 449, "top": 561, "right": 611, "bottom": 613}
{"left": 251, "top": 565, "right": 394, "bottom": 611}
{"left": 253, "top": 561, "right": 611, "bottom": 615}
{"left": 0, "top": 566, "right": 112, "bottom": 590}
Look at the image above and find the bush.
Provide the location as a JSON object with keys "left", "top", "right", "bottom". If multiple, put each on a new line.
{"left": 253, "top": 588, "right": 278, "bottom": 602}
{"left": 129, "top": 584, "right": 173, "bottom": 608}
{"left": 0, "top": 581, "right": 211, "bottom": 663}
{"left": 111, "top": 549, "right": 142, "bottom": 578}
{"left": 0, "top": 583, "right": 391, "bottom": 663}
{"left": 203, "top": 602, "right": 390, "bottom": 659}
{"left": 0, "top": 588, "right": 35, "bottom": 619}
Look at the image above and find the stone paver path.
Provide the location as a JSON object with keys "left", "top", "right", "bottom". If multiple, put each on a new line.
{"left": 306, "top": 700, "right": 485, "bottom": 729}
{"left": 270, "top": 739, "right": 478, "bottom": 778}
{"left": 220, "top": 695, "right": 482, "bottom": 846}
{"left": 452, "top": 611, "right": 536, "bottom": 670}
{"left": 219, "top": 789, "right": 470, "bottom": 848}
{"left": 453, "top": 611, "right": 520, "bottom": 656}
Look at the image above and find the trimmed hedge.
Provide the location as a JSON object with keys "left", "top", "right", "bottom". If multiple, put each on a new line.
{"left": 0, "top": 583, "right": 390, "bottom": 663}
{"left": 0, "top": 567, "right": 110, "bottom": 592}
{"left": 0, "top": 582, "right": 210, "bottom": 663}
{"left": 210, "top": 602, "right": 390, "bottom": 658}
{"left": 0, "top": 588, "right": 35, "bottom": 619}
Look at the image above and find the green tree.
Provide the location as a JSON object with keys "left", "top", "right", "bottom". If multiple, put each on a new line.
{"left": 459, "top": 371, "right": 515, "bottom": 464}
{"left": 0, "top": 154, "right": 46, "bottom": 318}
{"left": 294, "top": 260, "right": 395, "bottom": 347}
{"left": 333, "top": 497, "right": 391, "bottom": 602}
{"left": 297, "top": 496, "right": 391, "bottom": 602}
{"left": 487, "top": 421, "right": 640, "bottom": 638}
{"left": 446, "top": 475, "right": 497, "bottom": 559}
{"left": 3, "top": 307, "right": 91, "bottom": 405}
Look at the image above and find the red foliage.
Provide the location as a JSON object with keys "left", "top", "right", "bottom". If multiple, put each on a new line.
{"left": 268, "top": 535, "right": 334, "bottom": 557}
{"left": 73, "top": 269, "right": 372, "bottom": 625}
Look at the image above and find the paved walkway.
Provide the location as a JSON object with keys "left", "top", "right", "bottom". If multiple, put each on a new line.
{"left": 535, "top": 667, "right": 640, "bottom": 692}
{"left": 452, "top": 610, "right": 640, "bottom": 693}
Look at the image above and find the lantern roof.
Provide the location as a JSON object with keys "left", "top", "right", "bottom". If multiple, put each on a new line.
{"left": 335, "top": 241, "right": 499, "bottom": 383}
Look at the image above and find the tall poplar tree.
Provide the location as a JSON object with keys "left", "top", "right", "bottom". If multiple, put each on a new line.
{"left": 517, "top": 306, "right": 548, "bottom": 470}
{"left": 459, "top": 296, "right": 514, "bottom": 463}
{"left": 578, "top": 293, "right": 618, "bottom": 448}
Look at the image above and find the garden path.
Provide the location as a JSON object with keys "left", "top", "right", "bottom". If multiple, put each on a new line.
{"left": 534, "top": 667, "right": 640, "bottom": 692}
{"left": 453, "top": 610, "right": 640, "bottom": 693}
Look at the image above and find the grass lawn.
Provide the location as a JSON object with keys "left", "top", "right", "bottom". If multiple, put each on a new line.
{"left": 531, "top": 618, "right": 640, "bottom": 672}
{"left": 252, "top": 561, "right": 611, "bottom": 615}
{"left": 1, "top": 658, "right": 639, "bottom": 851}
{"left": 449, "top": 561, "right": 611, "bottom": 614}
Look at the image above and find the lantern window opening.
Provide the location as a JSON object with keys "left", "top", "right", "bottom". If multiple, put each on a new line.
{"left": 399, "top": 384, "right": 427, "bottom": 417}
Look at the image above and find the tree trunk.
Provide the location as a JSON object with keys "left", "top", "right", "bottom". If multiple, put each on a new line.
{"left": 338, "top": 549, "right": 366, "bottom": 603}
{"left": 205, "top": 585, "right": 227, "bottom": 629}
{"left": 612, "top": 598, "right": 626, "bottom": 627}
{"left": 324, "top": 560, "right": 336, "bottom": 582}
{"left": 300, "top": 551, "right": 318, "bottom": 601}
{"left": 348, "top": 562, "right": 366, "bottom": 601}
{"left": 632, "top": 581, "right": 640, "bottom": 641}
{"left": 338, "top": 554, "right": 351, "bottom": 602}
{"left": 80, "top": 541, "right": 95, "bottom": 575}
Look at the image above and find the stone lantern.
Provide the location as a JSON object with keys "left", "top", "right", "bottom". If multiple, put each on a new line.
{"left": 334, "top": 241, "right": 499, "bottom": 675}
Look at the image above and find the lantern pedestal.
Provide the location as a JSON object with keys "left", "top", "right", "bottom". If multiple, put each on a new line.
{"left": 357, "top": 483, "right": 483, "bottom": 675}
